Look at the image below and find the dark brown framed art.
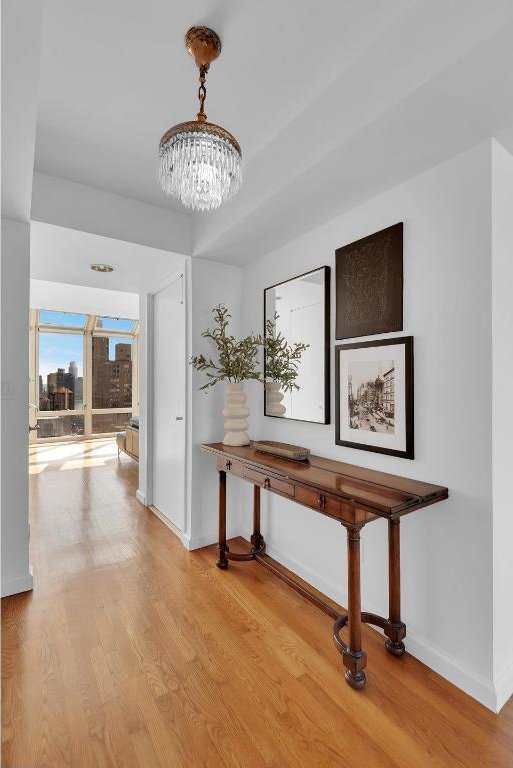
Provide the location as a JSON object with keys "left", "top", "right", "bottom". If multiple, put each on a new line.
{"left": 335, "top": 223, "right": 403, "bottom": 340}
{"left": 264, "top": 266, "right": 330, "bottom": 425}
{"left": 335, "top": 336, "right": 414, "bottom": 459}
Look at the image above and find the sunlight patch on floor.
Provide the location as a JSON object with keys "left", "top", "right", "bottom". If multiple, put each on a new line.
{"left": 29, "top": 443, "right": 85, "bottom": 463}
{"left": 59, "top": 457, "right": 113, "bottom": 470}
{"left": 87, "top": 441, "right": 119, "bottom": 457}
{"left": 29, "top": 438, "right": 119, "bottom": 471}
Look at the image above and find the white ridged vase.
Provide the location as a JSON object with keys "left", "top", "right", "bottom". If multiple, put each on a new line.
{"left": 265, "top": 380, "right": 286, "bottom": 417}
{"left": 222, "top": 382, "right": 250, "bottom": 446}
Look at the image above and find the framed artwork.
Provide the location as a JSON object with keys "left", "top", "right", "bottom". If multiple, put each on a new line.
{"left": 335, "top": 336, "right": 414, "bottom": 459}
{"left": 335, "top": 223, "right": 403, "bottom": 339}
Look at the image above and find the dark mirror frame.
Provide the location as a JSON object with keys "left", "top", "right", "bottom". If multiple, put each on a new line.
{"left": 263, "top": 265, "right": 331, "bottom": 425}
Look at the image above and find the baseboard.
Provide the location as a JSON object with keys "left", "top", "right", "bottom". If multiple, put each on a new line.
{"left": 264, "top": 541, "right": 349, "bottom": 609}
{"left": 494, "top": 658, "right": 513, "bottom": 713}
{"left": 148, "top": 505, "right": 183, "bottom": 543}
{"left": 183, "top": 532, "right": 222, "bottom": 551}
{"left": 135, "top": 489, "right": 146, "bottom": 506}
{"left": 145, "top": 507, "right": 241, "bottom": 552}
{"left": 182, "top": 530, "right": 244, "bottom": 551}
{"left": 1, "top": 566, "right": 34, "bottom": 598}
{"left": 263, "top": 540, "right": 501, "bottom": 713}
{"left": 403, "top": 630, "right": 498, "bottom": 712}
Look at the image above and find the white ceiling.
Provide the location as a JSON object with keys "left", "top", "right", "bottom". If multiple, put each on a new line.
{"left": 30, "top": 222, "right": 185, "bottom": 293}
{"left": 35, "top": 0, "right": 414, "bottom": 212}
{"left": 31, "top": 0, "right": 513, "bottom": 265}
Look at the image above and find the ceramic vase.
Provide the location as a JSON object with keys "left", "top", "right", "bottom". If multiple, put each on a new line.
{"left": 265, "top": 380, "right": 286, "bottom": 417}
{"left": 222, "top": 382, "right": 250, "bottom": 446}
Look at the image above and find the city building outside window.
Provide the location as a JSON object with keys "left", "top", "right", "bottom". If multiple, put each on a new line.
{"left": 29, "top": 310, "right": 139, "bottom": 441}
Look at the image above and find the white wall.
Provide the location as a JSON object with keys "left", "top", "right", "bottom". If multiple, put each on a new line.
{"left": 234, "top": 141, "right": 499, "bottom": 709}
{"left": 1, "top": 1, "right": 42, "bottom": 598}
{"left": 186, "top": 258, "right": 244, "bottom": 549}
{"left": 1, "top": 219, "right": 33, "bottom": 597}
{"left": 1, "top": 0, "right": 43, "bottom": 222}
{"left": 30, "top": 279, "right": 139, "bottom": 319}
{"left": 31, "top": 173, "right": 193, "bottom": 257}
{"left": 491, "top": 139, "right": 513, "bottom": 710}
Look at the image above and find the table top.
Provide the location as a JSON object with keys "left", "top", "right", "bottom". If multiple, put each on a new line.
{"left": 202, "top": 443, "right": 448, "bottom": 517}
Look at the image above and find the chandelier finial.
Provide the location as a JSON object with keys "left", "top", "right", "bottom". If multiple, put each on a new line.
{"left": 184, "top": 27, "right": 221, "bottom": 70}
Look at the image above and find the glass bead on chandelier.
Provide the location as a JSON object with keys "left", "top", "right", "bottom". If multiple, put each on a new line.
{"left": 159, "top": 130, "right": 242, "bottom": 212}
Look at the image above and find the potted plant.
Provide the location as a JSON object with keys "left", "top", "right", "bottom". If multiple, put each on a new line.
{"left": 191, "top": 305, "right": 262, "bottom": 446}
{"left": 264, "top": 315, "right": 308, "bottom": 417}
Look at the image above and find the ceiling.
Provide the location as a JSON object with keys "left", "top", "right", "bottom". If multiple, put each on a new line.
{"left": 33, "top": 0, "right": 513, "bottom": 265}
{"left": 35, "top": 0, "right": 413, "bottom": 211}
{"left": 30, "top": 222, "right": 185, "bottom": 294}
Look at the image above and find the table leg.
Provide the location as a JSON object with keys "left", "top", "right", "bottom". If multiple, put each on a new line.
{"left": 343, "top": 527, "right": 367, "bottom": 689}
{"left": 250, "top": 485, "right": 265, "bottom": 553}
{"left": 385, "top": 517, "right": 406, "bottom": 655}
{"left": 216, "top": 470, "right": 229, "bottom": 569}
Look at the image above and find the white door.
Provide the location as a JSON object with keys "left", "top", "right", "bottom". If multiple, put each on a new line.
{"left": 152, "top": 274, "right": 186, "bottom": 531}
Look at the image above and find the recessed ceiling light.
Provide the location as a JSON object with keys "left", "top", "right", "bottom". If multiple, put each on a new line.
{"left": 91, "top": 264, "right": 114, "bottom": 273}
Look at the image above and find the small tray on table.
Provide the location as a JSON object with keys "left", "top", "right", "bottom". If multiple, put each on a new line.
{"left": 252, "top": 440, "right": 310, "bottom": 462}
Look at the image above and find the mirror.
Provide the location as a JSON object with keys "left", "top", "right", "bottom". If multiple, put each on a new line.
{"left": 264, "top": 266, "right": 330, "bottom": 424}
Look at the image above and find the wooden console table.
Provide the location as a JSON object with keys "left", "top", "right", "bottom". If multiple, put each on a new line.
{"left": 202, "top": 442, "right": 448, "bottom": 689}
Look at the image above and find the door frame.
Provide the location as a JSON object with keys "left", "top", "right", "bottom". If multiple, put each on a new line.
{"left": 138, "top": 260, "right": 191, "bottom": 546}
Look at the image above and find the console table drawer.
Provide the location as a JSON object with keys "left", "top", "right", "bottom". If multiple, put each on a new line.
{"left": 243, "top": 466, "right": 294, "bottom": 497}
{"left": 296, "top": 484, "right": 355, "bottom": 524}
{"left": 217, "top": 456, "right": 244, "bottom": 477}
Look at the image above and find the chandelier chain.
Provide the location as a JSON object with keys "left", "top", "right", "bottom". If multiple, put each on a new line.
{"left": 197, "top": 66, "right": 207, "bottom": 122}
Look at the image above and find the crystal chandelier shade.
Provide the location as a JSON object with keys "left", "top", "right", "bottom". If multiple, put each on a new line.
{"left": 158, "top": 27, "right": 242, "bottom": 212}
{"left": 159, "top": 128, "right": 242, "bottom": 212}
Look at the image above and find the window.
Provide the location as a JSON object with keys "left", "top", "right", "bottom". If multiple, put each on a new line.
{"left": 38, "top": 332, "right": 84, "bottom": 411}
{"left": 92, "top": 413, "right": 131, "bottom": 434}
{"left": 30, "top": 310, "right": 139, "bottom": 441}
{"left": 92, "top": 337, "right": 133, "bottom": 409}
{"left": 37, "top": 415, "right": 85, "bottom": 439}
{"left": 39, "top": 310, "right": 87, "bottom": 328}
{"left": 95, "top": 316, "right": 137, "bottom": 332}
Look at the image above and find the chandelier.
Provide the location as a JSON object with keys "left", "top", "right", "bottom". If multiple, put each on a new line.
{"left": 158, "top": 27, "right": 242, "bottom": 212}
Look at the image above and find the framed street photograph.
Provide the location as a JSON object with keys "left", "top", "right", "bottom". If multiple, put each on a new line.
{"left": 335, "top": 223, "right": 403, "bottom": 339}
{"left": 335, "top": 336, "right": 414, "bottom": 459}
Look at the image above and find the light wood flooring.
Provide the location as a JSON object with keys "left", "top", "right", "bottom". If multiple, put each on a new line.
{"left": 2, "top": 439, "right": 512, "bottom": 767}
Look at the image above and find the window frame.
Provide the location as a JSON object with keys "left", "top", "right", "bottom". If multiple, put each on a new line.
{"left": 29, "top": 310, "right": 139, "bottom": 443}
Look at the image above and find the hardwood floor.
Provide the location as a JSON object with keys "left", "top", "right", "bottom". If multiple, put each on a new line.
{"left": 2, "top": 440, "right": 512, "bottom": 767}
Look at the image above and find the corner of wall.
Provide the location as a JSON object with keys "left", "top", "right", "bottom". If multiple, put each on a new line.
{"left": 189, "top": 258, "right": 244, "bottom": 545}
{"left": 1, "top": 567, "right": 34, "bottom": 599}
{"left": 1, "top": 218, "right": 33, "bottom": 596}
{"left": 491, "top": 137, "right": 513, "bottom": 709}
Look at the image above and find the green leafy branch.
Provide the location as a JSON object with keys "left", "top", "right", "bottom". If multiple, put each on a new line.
{"left": 191, "top": 304, "right": 263, "bottom": 391}
{"left": 264, "top": 315, "right": 308, "bottom": 393}
{"left": 191, "top": 305, "right": 309, "bottom": 394}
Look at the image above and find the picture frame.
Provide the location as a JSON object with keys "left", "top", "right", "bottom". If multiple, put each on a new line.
{"left": 335, "top": 336, "right": 414, "bottom": 459}
{"left": 335, "top": 223, "right": 403, "bottom": 339}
